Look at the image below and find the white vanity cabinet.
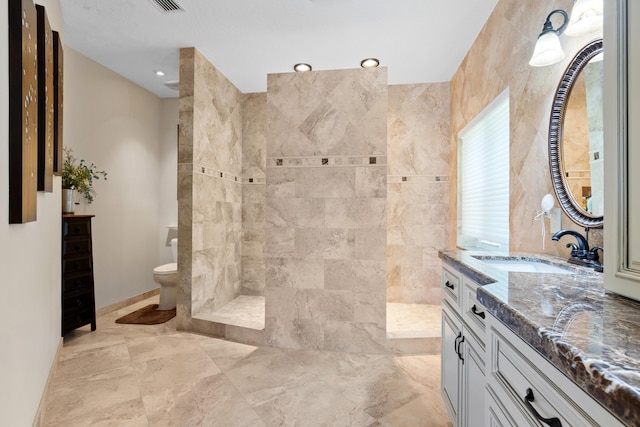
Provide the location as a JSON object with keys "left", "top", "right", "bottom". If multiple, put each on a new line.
{"left": 485, "top": 314, "right": 624, "bottom": 427}
{"left": 441, "top": 264, "right": 487, "bottom": 427}
{"left": 441, "top": 262, "right": 624, "bottom": 427}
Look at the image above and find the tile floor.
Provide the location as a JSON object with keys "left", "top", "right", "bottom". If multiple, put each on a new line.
{"left": 43, "top": 296, "right": 452, "bottom": 426}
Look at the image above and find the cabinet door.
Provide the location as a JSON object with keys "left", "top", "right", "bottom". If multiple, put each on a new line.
{"left": 605, "top": 0, "right": 640, "bottom": 298}
{"left": 628, "top": 0, "right": 640, "bottom": 269}
{"left": 442, "top": 305, "right": 461, "bottom": 424}
{"left": 461, "top": 327, "right": 485, "bottom": 427}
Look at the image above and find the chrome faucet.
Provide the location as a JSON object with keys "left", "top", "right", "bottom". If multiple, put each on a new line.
{"left": 551, "top": 229, "right": 591, "bottom": 267}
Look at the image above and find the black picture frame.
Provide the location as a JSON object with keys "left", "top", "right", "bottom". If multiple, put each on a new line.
{"left": 37, "top": 4, "right": 54, "bottom": 192}
{"left": 8, "top": 0, "right": 39, "bottom": 223}
{"left": 53, "top": 30, "right": 64, "bottom": 176}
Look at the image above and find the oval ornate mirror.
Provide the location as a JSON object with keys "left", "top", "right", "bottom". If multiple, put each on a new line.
{"left": 549, "top": 39, "right": 604, "bottom": 228}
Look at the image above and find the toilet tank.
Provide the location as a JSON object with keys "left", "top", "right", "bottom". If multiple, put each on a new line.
{"left": 170, "top": 238, "right": 178, "bottom": 263}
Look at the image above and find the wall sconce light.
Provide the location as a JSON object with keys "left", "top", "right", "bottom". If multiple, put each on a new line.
{"left": 360, "top": 58, "right": 380, "bottom": 68}
{"left": 530, "top": 0, "right": 603, "bottom": 67}
{"left": 565, "top": 0, "right": 604, "bottom": 36}
{"left": 529, "top": 9, "right": 569, "bottom": 67}
{"left": 293, "top": 63, "right": 312, "bottom": 72}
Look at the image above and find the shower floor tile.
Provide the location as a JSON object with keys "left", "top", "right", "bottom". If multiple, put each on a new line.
{"left": 196, "top": 298, "right": 440, "bottom": 339}
{"left": 386, "top": 303, "right": 441, "bottom": 339}
{"left": 196, "top": 295, "right": 265, "bottom": 330}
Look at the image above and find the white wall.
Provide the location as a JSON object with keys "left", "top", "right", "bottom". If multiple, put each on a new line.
{"left": 0, "top": 1, "right": 64, "bottom": 425}
{"left": 64, "top": 49, "right": 178, "bottom": 308}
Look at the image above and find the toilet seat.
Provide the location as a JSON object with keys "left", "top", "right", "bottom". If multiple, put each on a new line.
{"left": 153, "top": 262, "right": 177, "bottom": 276}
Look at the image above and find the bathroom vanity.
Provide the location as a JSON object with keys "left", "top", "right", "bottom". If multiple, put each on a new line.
{"left": 61, "top": 214, "right": 96, "bottom": 336}
{"left": 440, "top": 251, "right": 639, "bottom": 426}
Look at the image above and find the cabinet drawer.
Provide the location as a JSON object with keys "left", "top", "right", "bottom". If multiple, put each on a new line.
{"left": 442, "top": 265, "right": 462, "bottom": 309}
{"left": 62, "top": 256, "right": 92, "bottom": 274}
{"left": 62, "top": 238, "right": 91, "bottom": 257}
{"left": 62, "top": 309, "right": 94, "bottom": 333}
{"left": 486, "top": 385, "right": 533, "bottom": 427}
{"left": 62, "top": 292, "right": 95, "bottom": 314}
{"left": 490, "top": 326, "right": 600, "bottom": 426}
{"left": 462, "top": 276, "right": 486, "bottom": 345}
{"left": 62, "top": 273, "right": 93, "bottom": 294}
{"left": 63, "top": 219, "right": 91, "bottom": 238}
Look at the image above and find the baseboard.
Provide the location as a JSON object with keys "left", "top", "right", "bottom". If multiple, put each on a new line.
{"left": 32, "top": 337, "right": 63, "bottom": 427}
{"left": 95, "top": 288, "right": 160, "bottom": 317}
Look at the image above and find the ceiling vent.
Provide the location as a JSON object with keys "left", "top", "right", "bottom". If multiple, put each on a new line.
{"left": 163, "top": 80, "right": 180, "bottom": 91}
{"left": 148, "top": 0, "right": 184, "bottom": 13}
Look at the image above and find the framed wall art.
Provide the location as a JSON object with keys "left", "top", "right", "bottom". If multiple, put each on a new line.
{"left": 8, "top": 0, "right": 39, "bottom": 223}
{"left": 37, "top": 4, "right": 54, "bottom": 192}
{"left": 53, "top": 30, "right": 64, "bottom": 175}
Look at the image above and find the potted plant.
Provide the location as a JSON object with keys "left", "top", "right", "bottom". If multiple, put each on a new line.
{"left": 62, "top": 147, "right": 108, "bottom": 214}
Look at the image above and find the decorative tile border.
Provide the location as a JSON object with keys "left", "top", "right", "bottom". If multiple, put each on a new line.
{"left": 243, "top": 177, "right": 266, "bottom": 185}
{"left": 266, "top": 155, "right": 387, "bottom": 168}
{"left": 179, "top": 162, "right": 447, "bottom": 185}
{"left": 387, "top": 175, "right": 450, "bottom": 183}
{"left": 178, "top": 163, "right": 266, "bottom": 185}
{"left": 565, "top": 170, "right": 590, "bottom": 179}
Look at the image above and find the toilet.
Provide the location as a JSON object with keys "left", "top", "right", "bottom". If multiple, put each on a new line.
{"left": 153, "top": 238, "right": 178, "bottom": 310}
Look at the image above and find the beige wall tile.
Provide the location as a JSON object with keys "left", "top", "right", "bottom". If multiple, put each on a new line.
{"left": 265, "top": 67, "right": 388, "bottom": 352}
{"left": 295, "top": 228, "right": 356, "bottom": 260}
{"left": 449, "top": 0, "right": 603, "bottom": 254}
{"left": 266, "top": 198, "right": 325, "bottom": 228}
{"left": 355, "top": 229, "right": 387, "bottom": 262}
{"left": 265, "top": 227, "right": 296, "bottom": 258}
{"left": 178, "top": 47, "right": 244, "bottom": 322}
{"left": 387, "top": 83, "right": 450, "bottom": 303}
{"left": 294, "top": 167, "right": 356, "bottom": 199}
{"left": 325, "top": 199, "right": 386, "bottom": 229}
{"left": 355, "top": 166, "right": 387, "bottom": 198}
{"left": 324, "top": 259, "right": 386, "bottom": 293}
{"left": 265, "top": 257, "right": 325, "bottom": 290}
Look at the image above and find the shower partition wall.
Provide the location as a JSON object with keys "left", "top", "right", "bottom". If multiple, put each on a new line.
{"left": 263, "top": 67, "right": 389, "bottom": 353}
{"left": 177, "top": 47, "right": 447, "bottom": 353}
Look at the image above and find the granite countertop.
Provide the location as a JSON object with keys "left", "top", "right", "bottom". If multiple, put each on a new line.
{"left": 439, "top": 250, "right": 640, "bottom": 426}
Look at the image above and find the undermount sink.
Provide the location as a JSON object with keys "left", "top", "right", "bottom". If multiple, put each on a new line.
{"left": 473, "top": 257, "right": 574, "bottom": 274}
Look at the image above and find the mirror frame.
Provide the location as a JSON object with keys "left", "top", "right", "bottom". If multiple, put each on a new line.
{"left": 549, "top": 38, "right": 604, "bottom": 228}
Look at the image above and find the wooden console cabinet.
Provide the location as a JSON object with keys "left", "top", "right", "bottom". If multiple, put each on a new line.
{"left": 61, "top": 214, "right": 96, "bottom": 335}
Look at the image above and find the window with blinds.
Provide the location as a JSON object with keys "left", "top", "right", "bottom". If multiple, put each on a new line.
{"left": 457, "top": 89, "right": 510, "bottom": 251}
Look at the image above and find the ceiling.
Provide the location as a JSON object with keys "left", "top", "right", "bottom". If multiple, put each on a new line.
{"left": 59, "top": 0, "right": 499, "bottom": 98}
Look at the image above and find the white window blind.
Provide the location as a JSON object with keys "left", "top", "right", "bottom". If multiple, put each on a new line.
{"left": 457, "top": 90, "right": 510, "bottom": 251}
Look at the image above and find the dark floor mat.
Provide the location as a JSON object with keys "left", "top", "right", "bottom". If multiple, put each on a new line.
{"left": 115, "top": 304, "right": 175, "bottom": 325}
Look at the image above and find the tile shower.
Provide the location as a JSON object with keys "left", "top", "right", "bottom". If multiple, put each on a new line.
{"left": 177, "top": 47, "right": 450, "bottom": 353}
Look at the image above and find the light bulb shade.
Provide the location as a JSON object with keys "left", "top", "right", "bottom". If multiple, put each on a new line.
{"left": 565, "top": 0, "right": 603, "bottom": 36}
{"left": 293, "top": 63, "right": 312, "bottom": 72}
{"left": 529, "top": 32, "right": 565, "bottom": 67}
{"left": 360, "top": 58, "right": 380, "bottom": 68}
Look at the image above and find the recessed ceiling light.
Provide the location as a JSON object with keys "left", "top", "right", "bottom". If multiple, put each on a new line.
{"left": 154, "top": 70, "right": 166, "bottom": 76}
{"left": 293, "top": 63, "right": 312, "bottom": 72}
{"left": 360, "top": 58, "right": 380, "bottom": 68}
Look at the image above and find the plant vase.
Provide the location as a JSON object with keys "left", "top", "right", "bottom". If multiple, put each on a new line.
{"left": 62, "top": 188, "right": 75, "bottom": 214}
